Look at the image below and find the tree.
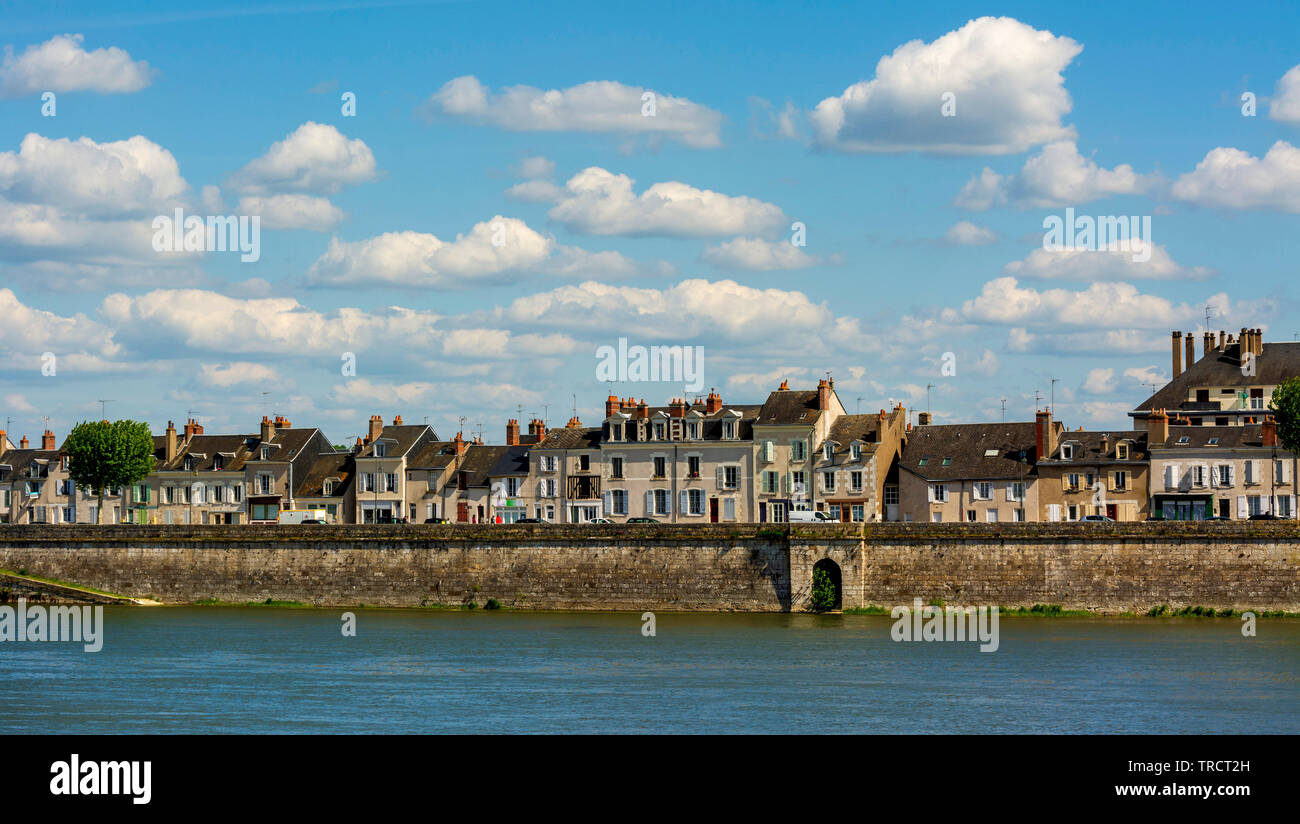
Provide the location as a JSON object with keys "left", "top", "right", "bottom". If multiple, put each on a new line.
{"left": 809, "top": 567, "right": 836, "bottom": 612}
{"left": 61, "top": 420, "right": 156, "bottom": 524}
{"left": 1268, "top": 378, "right": 1300, "bottom": 519}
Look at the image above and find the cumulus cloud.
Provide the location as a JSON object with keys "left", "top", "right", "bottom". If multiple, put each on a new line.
{"left": 1082, "top": 367, "right": 1115, "bottom": 394}
{"left": 546, "top": 167, "right": 786, "bottom": 237}
{"left": 954, "top": 141, "right": 1151, "bottom": 210}
{"left": 235, "top": 194, "right": 345, "bottom": 231}
{"left": 427, "top": 76, "right": 724, "bottom": 148}
{"left": 200, "top": 362, "right": 281, "bottom": 388}
{"left": 305, "top": 217, "right": 553, "bottom": 288}
{"left": 227, "top": 122, "right": 377, "bottom": 195}
{"left": 1170, "top": 140, "right": 1300, "bottom": 212}
{"left": 1002, "top": 241, "right": 1215, "bottom": 281}
{"left": 0, "top": 288, "right": 119, "bottom": 362}
{"left": 0, "top": 34, "right": 154, "bottom": 98}
{"left": 699, "top": 237, "right": 830, "bottom": 270}
{"left": 0, "top": 133, "right": 187, "bottom": 216}
{"left": 505, "top": 179, "right": 564, "bottom": 202}
{"left": 942, "top": 221, "right": 998, "bottom": 245}
{"left": 1269, "top": 64, "right": 1300, "bottom": 124}
{"left": 329, "top": 377, "right": 544, "bottom": 411}
{"left": 810, "top": 17, "right": 1080, "bottom": 155}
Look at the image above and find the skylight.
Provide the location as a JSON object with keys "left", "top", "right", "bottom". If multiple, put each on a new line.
{"left": 984, "top": 449, "right": 998, "bottom": 457}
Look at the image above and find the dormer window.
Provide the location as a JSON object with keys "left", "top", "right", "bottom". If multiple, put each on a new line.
{"left": 213, "top": 455, "right": 224, "bottom": 471}
{"left": 1205, "top": 438, "right": 1218, "bottom": 447}
{"left": 612, "top": 423, "right": 624, "bottom": 441}
{"left": 687, "top": 422, "right": 699, "bottom": 440}
{"left": 375, "top": 442, "right": 386, "bottom": 458}
{"left": 1116, "top": 444, "right": 1129, "bottom": 460}
{"left": 323, "top": 480, "right": 335, "bottom": 496}
{"left": 1177, "top": 436, "right": 1190, "bottom": 445}
{"left": 918, "top": 458, "right": 928, "bottom": 467}
{"left": 850, "top": 443, "right": 861, "bottom": 462}
{"left": 654, "top": 422, "right": 665, "bottom": 440}
{"left": 941, "top": 457, "right": 952, "bottom": 466}
{"left": 1060, "top": 444, "right": 1074, "bottom": 460}
{"left": 823, "top": 443, "right": 833, "bottom": 461}
{"left": 260, "top": 446, "right": 270, "bottom": 461}
{"left": 184, "top": 456, "right": 196, "bottom": 471}
{"left": 723, "top": 420, "right": 736, "bottom": 440}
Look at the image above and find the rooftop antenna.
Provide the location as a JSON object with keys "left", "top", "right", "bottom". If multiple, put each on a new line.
{"left": 856, "top": 396, "right": 863, "bottom": 414}
{"left": 458, "top": 416, "right": 466, "bottom": 438}
{"left": 1049, "top": 378, "right": 1059, "bottom": 415}
{"left": 926, "top": 382, "right": 935, "bottom": 416}
{"left": 572, "top": 394, "right": 577, "bottom": 420}
{"left": 1033, "top": 390, "right": 1043, "bottom": 413}
{"left": 1204, "top": 305, "right": 1214, "bottom": 332}
{"left": 261, "top": 391, "right": 270, "bottom": 418}
{"left": 97, "top": 399, "right": 114, "bottom": 420}
{"left": 542, "top": 404, "right": 550, "bottom": 429}
{"left": 1001, "top": 397, "right": 1007, "bottom": 422}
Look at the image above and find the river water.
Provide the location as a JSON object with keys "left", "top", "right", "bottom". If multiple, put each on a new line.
{"left": 1, "top": 608, "right": 1295, "bottom": 734}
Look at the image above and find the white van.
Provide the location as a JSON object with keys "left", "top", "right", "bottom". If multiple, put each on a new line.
{"left": 278, "top": 509, "right": 330, "bottom": 525}
{"left": 788, "top": 508, "right": 835, "bottom": 522}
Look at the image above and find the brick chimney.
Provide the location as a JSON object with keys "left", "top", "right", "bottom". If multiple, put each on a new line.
{"left": 274, "top": 415, "right": 292, "bottom": 429}
{"left": 1099, "top": 434, "right": 1109, "bottom": 457}
{"left": 705, "top": 389, "right": 723, "bottom": 415}
{"left": 1035, "top": 410, "right": 1057, "bottom": 461}
{"left": 0, "top": 430, "right": 6, "bottom": 450}
{"left": 566, "top": 416, "right": 582, "bottom": 428}
{"left": 453, "top": 432, "right": 466, "bottom": 456}
{"left": 1202, "top": 332, "right": 1215, "bottom": 359}
{"left": 816, "top": 378, "right": 830, "bottom": 411}
{"left": 20, "top": 435, "right": 29, "bottom": 449}
{"left": 506, "top": 419, "right": 520, "bottom": 446}
{"left": 778, "top": 380, "right": 789, "bottom": 391}
{"left": 261, "top": 415, "right": 276, "bottom": 443}
{"left": 1263, "top": 417, "right": 1277, "bottom": 447}
{"left": 183, "top": 418, "right": 204, "bottom": 439}
{"left": 668, "top": 398, "right": 686, "bottom": 418}
{"left": 42, "top": 430, "right": 56, "bottom": 450}
{"left": 528, "top": 418, "right": 545, "bottom": 439}
{"left": 1184, "top": 331, "right": 1195, "bottom": 370}
{"left": 1147, "top": 409, "right": 1169, "bottom": 445}
{"left": 637, "top": 399, "right": 649, "bottom": 420}
{"left": 393, "top": 415, "right": 403, "bottom": 426}
{"left": 1171, "top": 331, "right": 1183, "bottom": 378}
{"left": 605, "top": 395, "right": 620, "bottom": 418}
{"left": 367, "top": 415, "right": 383, "bottom": 444}
{"left": 166, "top": 421, "right": 178, "bottom": 462}
{"left": 1255, "top": 328, "right": 1265, "bottom": 356}
{"left": 917, "top": 412, "right": 932, "bottom": 426}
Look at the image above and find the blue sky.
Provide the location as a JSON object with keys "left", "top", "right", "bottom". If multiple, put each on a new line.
{"left": 1, "top": 1, "right": 1298, "bottom": 444}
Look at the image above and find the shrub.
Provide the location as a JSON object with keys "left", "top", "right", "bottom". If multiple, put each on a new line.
{"left": 809, "top": 567, "right": 836, "bottom": 612}
{"left": 485, "top": 597, "right": 501, "bottom": 610}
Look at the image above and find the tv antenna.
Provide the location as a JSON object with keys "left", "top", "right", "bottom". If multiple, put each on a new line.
{"left": 1001, "top": 397, "right": 1007, "bottom": 422}
{"left": 856, "top": 396, "right": 863, "bottom": 414}
{"left": 97, "top": 399, "right": 114, "bottom": 420}
{"left": 1034, "top": 390, "right": 1043, "bottom": 412}
{"left": 926, "top": 382, "right": 935, "bottom": 415}
{"left": 1049, "top": 378, "right": 1059, "bottom": 415}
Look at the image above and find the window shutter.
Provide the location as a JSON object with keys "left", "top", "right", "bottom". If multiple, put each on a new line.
{"left": 927, "top": 484, "right": 935, "bottom": 503}
{"left": 1209, "top": 468, "right": 1218, "bottom": 488}
{"left": 537, "top": 481, "right": 545, "bottom": 497}
{"left": 644, "top": 490, "right": 653, "bottom": 515}
{"left": 1061, "top": 474, "right": 1068, "bottom": 491}
{"left": 602, "top": 491, "right": 612, "bottom": 514}
{"left": 1164, "top": 465, "right": 1174, "bottom": 490}
{"left": 1227, "top": 465, "right": 1235, "bottom": 487}
{"left": 716, "top": 466, "right": 725, "bottom": 488}
{"left": 1005, "top": 482, "right": 1013, "bottom": 501}
{"left": 680, "top": 490, "right": 689, "bottom": 515}
{"left": 1048, "top": 504, "right": 1060, "bottom": 522}
{"left": 1291, "top": 495, "right": 1297, "bottom": 518}
{"left": 1237, "top": 496, "right": 1247, "bottom": 518}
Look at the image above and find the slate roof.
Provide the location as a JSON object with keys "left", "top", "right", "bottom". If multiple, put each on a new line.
{"left": 357, "top": 424, "right": 435, "bottom": 457}
{"left": 457, "top": 445, "right": 509, "bottom": 487}
{"left": 755, "top": 390, "right": 825, "bottom": 426}
{"left": 1039, "top": 430, "right": 1147, "bottom": 464}
{"left": 407, "top": 441, "right": 462, "bottom": 469}
{"left": 826, "top": 414, "right": 880, "bottom": 445}
{"left": 295, "top": 450, "right": 353, "bottom": 498}
{"left": 0, "top": 449, "right": 58, "bottom": 479}
{"left": 1151, "top": 424, "right": 1269, "bottom": 450}
{"left": 156, "top": 433, "right": 258, "bottom": 472}
{"left": 900, "top": 422, "right": 1039, "bottom": 481}
{"left": 487, "top": 444, "right": 532, "bottom": 477}
{"left": 1133, "top": 341, "right": 1300, "bottom": 415}
{"left": 536, "top": 427, "right": 602, "bottom": 450}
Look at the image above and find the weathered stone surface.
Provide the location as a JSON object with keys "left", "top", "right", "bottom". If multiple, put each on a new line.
{"left": 0, "top": 523, "right": 1296, "bottom": 612}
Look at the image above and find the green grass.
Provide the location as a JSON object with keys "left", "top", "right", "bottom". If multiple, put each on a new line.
{"left": 0, "top": 567, "right": 128, "bottom": 599}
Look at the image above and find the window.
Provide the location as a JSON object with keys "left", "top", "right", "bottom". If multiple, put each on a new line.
{"left": 883, "top": 484, "right": 897, "bottom": 504}
{"left": 851, "top": 504, "right": 865, "bottom": 522}
{"left": 1113, "top": 471, "right": 1128, "bottom": 491}
{"left": 850, "top": 443, "right": 861, "bottom": 462}
{"left": 851, "top": 472, "right": 865, "bottom": 493}
{"left": 823, "top": 443, "right": 833, "bottom": 461}
{"left": 917, "top": 458, "right": 928, "bottom": 467}
{"left": 1010, "top": 481, "right": 1025, "bottom": 501}
{"left": 827, "top": 504, "right": 840, "bottom": 520}
{"left": 687, "top": 422, "right": 699, "bottom": 440}
{"left": 791, "top": 471, "right": 807, "bottom": 496}
{"left": 653, "top": 489, "right": 671, "bottom": 516}
{"left": 323, "top": 480, "right": 335, "bottom": 496}
{"left": 374, "top": 442, "right": 386, "bottom": 457}
{"left": 505, "top": 477, "right": 521, "bottom": 496}
{"left": 542, "top": 479, "right": 557, "bottom": 497}
{"left": 1217, "top": 465, "right": 1231, "bottom": 487}
{"left": 611, "top": 424, "right": 623, "bottom": 441}
{"left": 687, "top": 489, "right": 704, "bottom": 515}
{"left": 164, "top": 486, "right": 175, "bottom": 504}
{"left": 251, "top": 503, "right": 279, "bottom": 521}
{"left": 1067, "top": 473, "right": 1080, "bottom": 490}
{"left": 653, "top": 456, "right": 667, "bottom": 478}
{"left": 258, "top": 474, "right": 273, "bottom": 495}
{"left": 1248, "top": 495, "right": 1262, "bottom": 516}
{"left": 966, "top": 510, "right": 976, "bottom": 522}
{"left": 931, "top": 512, "right": 943, "bottom": 523}
{"left": 687, "top": 455, "right": 701, "bottom": 477}
{"left": 974, "top": 482, "right": 993, "bottom": 500}
{"left": 1279, "top": 497, "right": 1293, "bottom": 517}
{"left": 654, "top": 422, "right": 666, "bottom": 440}
{"left": 723, "top": 498, "right": 736, "bottom": 520}
{"left": 610, "top": 489, "right": 628, "bottom": 515}
{"left": 213, "top": 455, "right": 224, "bottom": 471}
{"left": 1245, "top": 461, "right": 1256, "bottom": 484}
{"left": 184, "top": 456, "right": 196, "bottom": 471}
{"left": 579, "top": 455, "right": 590, "bottom": 472}
{"left": 1061, "top": 444, "right": 1074, "bottom": 460}
{"left": 986, "top": 509, "right": 998, "bottom": 523}
{"left": 1014, "top": 509, "right": 1026, "bottom": 522}
{"left": 930, "top": 484, "right": 948, "bottom": 503}
{"left": 1068, "top": 505, "right": 1078, "bottom": 521}
{"left": 762, "top": 471, "right": 779, "bottom": 494}
{"left": 822, "top": 471, "right": 836, "bottom": 493}
{"left": 386, "top": 473, "right": 397, "bottom": 493}
{"left": 1177, "top": 436, "right": 1190, "bottom": 445}
{"left": 762, "top": 441, "right": 774, "bottom": 462}
{"left": 1276, "top": 460, "right": 1287, "bottom": 484}
{"left": 26, "top": 480, "right": 40, "bottom": 496}
{"left": 723, "top": 466, "right": 739, "bottom": 490}
{"left": 260, "top": 446, "right": 270, "bottom": 461}
{"left": 1193, "top": 465, "right": 1206, "bottom": 487}
{"left": 610, "top": 457, "right": 624, "bottom": 479}
{"left": 723, "top": 420, "right": 736, "bottom": 440}
{"left": 791, "top": 440, "right": 807, "bottom": 462}
{"left": 1116, "top": 444, "right": 1129, "bottom": 460}
{"left": 1207, "top": 437, "right": 1220, "bottom": 446}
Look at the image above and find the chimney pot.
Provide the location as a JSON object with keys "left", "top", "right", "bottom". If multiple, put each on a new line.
{"left": 1171, "top": 331, "right": 1183, "bottom": 378}
{"left": 1263, "top": 418, "right": 1277, "bottom": 447}
{"left": 42, "top": 430, "right": 56, "bottom": 450}
{"left": 20, "top": 435, "right": 29, "bottom": 449}
{"left": 506, "top": 419, "right": 520, "bottom": 446}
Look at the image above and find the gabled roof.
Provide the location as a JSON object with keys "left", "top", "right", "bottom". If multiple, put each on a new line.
{"left": 826, "top": 414, "right": 879, "bottom": 446}
{"left": 487, "top": 444, "right": 532, "bottom": 477}
{"left": 357, "top": 424, "right": 435, "bottom": 458}
{"left": 0, "top": 448, "right": 59, "bottom": 478}
{"left": 407, "top": 441, "right": 462, "bottom": 470}
{"left": 1133, "top": 341, "right": 1300, "bottom": 415}
{"left": 1151, "top": 424, "right": 1268, "bottom": 450}
{"left": 536, "top": 427, "right": 601, "bottom": 450}
{"left": 295, "top": 450, "right": 353, "bottom": 498}
{"left": 756, "top": 390, "right": 824, "bottom": 426}
{"left": 456, "top": 444, "right": 510, "bottom": 487}
{"left": 156, "top": 433, "right": 257, "bottom": 472}
{"left": 900, "top": 422, "right": 1038, "bottom": 481}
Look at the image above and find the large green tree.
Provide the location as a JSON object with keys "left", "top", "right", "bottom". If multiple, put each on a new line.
{"left": 61, "top": 420, "right": 156, "bottom": 524}
{"left": 1268, "top": 378, "right": 1300, "bottom": 519}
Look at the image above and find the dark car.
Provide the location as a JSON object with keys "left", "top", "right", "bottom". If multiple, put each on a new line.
{"left": 1248, "top": 513, "right": 1280, "bottom": 520}
{"left": 627, "top": 517, "right": 659, "bottom": 524}
{"left": 424, "top": 517, "right": 452, "bottom": 524}
{"left": 515, "top": 517, "right": 546, "bottom": 524}
{"left": 1203, "top": 516, "right": 1232, "bottom": 521}
{"left": 1144, "top": 516, "right": 1167, "bottom": 521}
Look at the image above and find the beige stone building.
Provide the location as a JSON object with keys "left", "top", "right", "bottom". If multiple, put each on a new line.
{"left": 0, "top": 430, "right": 121, "bottom": 524}
{"left": 898, "top": 419, "right": 1042, "bottom": 523}
{"left": 1034, "top": 412, "right": 1149, "bottom": 522}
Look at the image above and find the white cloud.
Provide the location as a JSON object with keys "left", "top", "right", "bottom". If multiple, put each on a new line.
{"left": 505, "top": 179, "right": 564, "bottom": 202}
{"left": 0, "top": 287, "right": 119, "bottom": 361}
{"left": 1082, "top": 367, "right": 1115, "bottom": 394}
{"left": 1123, "top": 365, "right": 1168, "bottom": 388}
{"left": 0, "top": 34, "right": 153, "bottom": 98}
{"left": 227, "top": 122, "right": 377, "bottom": 195}
{"left": 329, "top": 377, "right": 543, "bottom": 411}
{"left": 3, "top": 393, "right": 37, "bottom": 414}
{"left": 543, "top": 245, "right": 672, "bottom": 280}
{"left": 428, "top": 76, "right": 724, "bottom": 148}
{"left": 1269, "top": 64, "right": 1300, "bottom": 124}
{"left": 0, "top": 133, "right": 187, "bottom": 216}
{"left": 942, "top": 220, "right": 998, "bottom": 245}
{"left": 955, "top": 141, "right": 1150, "bottom": 210}
{"left": 200, "top": 362, "right": 281, "bottom": 388}
{"left": 235, "top": 194, "right": 345, "bottom": 231}
{"left": 699, "top": 237, "right": 828, "bottom": 270}
{"left": 1002, "top": 241, "right": 1214, "bottom": 281}
{"left": 1170, "top": 140, "right": 1300, "bottom": 212}
{"left": 547, "top": 167, "right": 786, "bottom": 237}
{"left": 517, "top": 156, "right": 555, "bottom": 179}
{"left": 810, "top": 17, "right": 1080, "bottom": 155}
{"left": 306, "top": 217, "right": 553, "bottom": 288}
{"left": 440, "top": 329, "right": 579, "bottom": 359}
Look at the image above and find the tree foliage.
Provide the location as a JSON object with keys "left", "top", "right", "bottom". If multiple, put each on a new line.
{"left": 1269, "top": 377, "right": 1300, "bottom": 455}
{"left": 810, "top": 567, "right": 837, "bottom": 612}
{"left": 61, "top": 420, "right": 156, "bottom": 522}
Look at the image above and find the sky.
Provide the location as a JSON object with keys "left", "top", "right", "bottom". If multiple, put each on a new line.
{"left": 1, "top": 0, "right": 1298, "bottom": 445}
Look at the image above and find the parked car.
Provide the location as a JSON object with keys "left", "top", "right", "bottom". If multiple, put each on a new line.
{"left": 588, "top": 518, "right": 614, "bottom": 524}
{"left": 627, "top": 517, "right": 659, "bottom": 524}
{"left": 1248, "top": 513, "right": 1280, "bottom": 520}
{"left": 278, "top": 509, "right": 330, "bottom": 525}
{"left": 1145, "top": 516, "right": 1167, "bottom": 521}
{"left": 1079, "top": 514, "right": 1115, "bottom": 522}
{"left": 788, "top": 509, "right": 836, "bottom": 522}
{"left": 515, "top": 517, "right": 546, "bottom": 524}
{"left": 424, "top": 517, "right": 452, "bottom": 524}
{"left": 1203, "top": 515, "right": 1232, "bottom": 521}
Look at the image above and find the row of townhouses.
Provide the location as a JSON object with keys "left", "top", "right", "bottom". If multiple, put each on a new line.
{"left": 2, "top": 327, "right": 1297, "bottom": 524}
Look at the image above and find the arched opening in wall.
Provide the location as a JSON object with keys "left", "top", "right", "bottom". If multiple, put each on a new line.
{"left": 810, "top": 558, "right": 842, "bottom": 612}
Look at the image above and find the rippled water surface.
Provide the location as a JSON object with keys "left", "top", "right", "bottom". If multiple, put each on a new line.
{"left": 1, "top": 607, "right": 1296, "bottom": 733}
